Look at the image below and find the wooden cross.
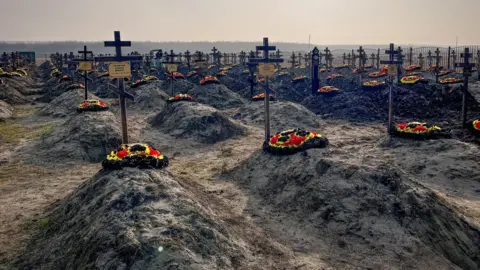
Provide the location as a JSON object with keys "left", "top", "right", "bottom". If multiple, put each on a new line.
{"left": 311, "top": 47, "right": 320, "bottom": 95}
{"left": 275, "top": 49, "right": 283, "bottom": 69}
{"left": 434, "top": 47, "right": 442, "bottom": 82}
{"left": 408, "top": 47, "right": 413, "bottom": 65}
{"left": 346, "top": 53, "right": 352, "bottom": 65}
{"left": 395, "top": 46, "right": 405, "bottom": 82}
{"left": 223, "top": 53, "right": 229, "bottom": 65}
{"left": 455, "top": 48, "right": 475, "bottom": 125}
{"left": 211, "top": 47, "right": 219, "bottom": 65}
{"left": 418, "top": 53, "right": 425, "bottom": 68}
{"left": 342, "top": 53, "right": 347, "bottom": 64}
{"left": 380, "top": 43, "right": 403, "bottom": 134}
{"left": 303, "top": 53, "right": 310, "bottom": 68}
{"left": 231, "top": 53, "right": 237, "bottom": 64}
{"left": 376, "top": 48, "right": 381, "bottom": 69}
{"left": 324, "top": 47, "right": 331, "bottom": 68}
{"left": 370, "top": 53, "right": 376, "bottom": 66}
{"left": 427, "top": 50, "right": 433, "bottom": 69}
{"left": 98, "top": 31, "right": 142, "bottom": 144}
{"left": 451, "top": 50, "right": 457, "bottom": 72}
{"left": 289, "top": 52, "right": 297, "bottom": 74}
{"left": 298, "top": 52, "right": 303, "bottom": 65}
{"left": 184, "top": 50, "right": 191, "bottom": 70}
{"left": 326, "top": 52, "right": 334, "bottom": 69}
{"left": 239, "top": 51, "right": 247, "bottom": 65}
{"left": 76, "top": 45, "right": 92, "bottom": 99}
{"left": 164, "top": 50, "right": 183, "bottom": 96}
{"left": 248, "top": 37, "right": 283, "bottom": 144}
{"left": 357, "top": 46, "right": 366, "bottom": 78}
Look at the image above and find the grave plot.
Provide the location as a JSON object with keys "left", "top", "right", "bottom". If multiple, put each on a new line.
{"left": 187, "top": 83, "right": 246, "bottom": 109}
{"left": 15, "top": 168, "right": 254, "bottom": 270}
{"left": 0, "top": 100, "right": 13, "bottom": 121}
{"left": 233, "top": 101, "right": 323, "bottom": 132}
{"left": 151, "top": 101, "right": 247, "bottom": 144}
{"left": 225, "top": 150, "right": 480, "bottom": 269}
{"left": 39, "top": 88, "right": 100, "bottom": 118}
{"left": 159, "top": 79, "right": 195, "bottom": 95}
{"left": 0, "top": 80, "right": 30, "bottom": 104}
{"left": 37, "top": 79, "right": 84, "bottom": 103}
{"left": 26, "top": 110, "right": 122, "bottom": 163}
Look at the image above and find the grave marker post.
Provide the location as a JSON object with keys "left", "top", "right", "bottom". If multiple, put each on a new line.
{"left": 96, "top": 31, "right": 142, "bottom": 144}
{"left": 427, "top": 50, "right": 433, "bottom": 70}
{"left": 239, "top": 51, "right": 247, "bottom": 66}
{"left": 408, "top": 47, "right": 413, "bottom": 66}
{"left": 164, "top": 50, "right": 183, "bottom": 96}
{"left": 298, "top": 52, "right": 303, "bottom": 65}
{"left": 370, "top": 53, "right": 376, "bottom": 67}
{"left": 324, "top": 47, "right": 331, "bottom": 68}
{"left": 380, "top": 43, "right": 402, "bottom": 134}
{"left": 231, "top": 53, "right": 237, "bottom": 65}
{"left": 248, "top": 37, "right": 283, "bottom": 144}
{"left": 311, "top": 47, "right": 320, "bottom": 95}
{"left": 434, "top": 48, "right": 442, "bottom": 83}
{"left": 289, "top": 51, "right": 297, "bottom": 75}
{"left": 455, "top": 48, "right": 475, "bottom": 126}
{"left": 346, "top": 53, "right": 352, "bottom": 66}
{"left": 304, "top": 52, "right": 311, "bottom": 70}
{"left": 447, "top": 47, "right": 451, "bottom": 69}
{"left": 477, "top": 50, "right": 480, "bottom": 80}
{"left": 184, "top": 50, "right": 191, "bottom": 71}
{"left": 451, "top": 50, "right": 457, "bottom": 72}
{"left": 74, "top": 45, "right": 93, "bottom": 99}
{"left": 342, "top": 53, "right": 347, "bottom": 64}
{"left": 376, "top": 48, "right": 381, "bottom": 69}
{"left": 357, "top": 46, "right": 365, "bottom": 80}
{"left": 418, "top": 53, "right": 425, "bottom": 70}
{"left": 275, "top": 49, "right": 283, "bottom": 70}
{"left": 396, "top": 46, "right": 405, "bottom": 83}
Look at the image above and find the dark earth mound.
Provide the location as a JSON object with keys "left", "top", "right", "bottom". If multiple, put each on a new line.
{"left": 0, "top": 100, "right": 13, "bottom": 121}
{"left": 16, "top": 168, "right": 252, "bottom": 270}
{"left": 40, "top": 88, "right": 99, "bottom": 118}
{"left": 151, "top": 101, "right": 247, "bottom": 144}
{"left": 187, "top": 84, "right": 246, "bottom": 109}
{"left": 226, "top": 149, "right": 480, "bottom": 269}
{"left": 31, "top": 111, "right": 122, "bottom": 163}
{"left": 302, "top": 82, "right": 480, "bottom": 124}
{"left": 233, "top": 100, "right": 323, "bottom": 132}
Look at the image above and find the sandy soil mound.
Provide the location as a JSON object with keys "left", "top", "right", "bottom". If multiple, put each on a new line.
{"left": 219, "top": 76, "right": 249, "bottom": 93}
{"left": 188, "top": 84, "right": 246, "bottom": 109}
{"left": 93, "top": 77, "right": 118, "bottom": 99}
{"left": 39, "top": 89, "right": 99, "bottom": 118}
{"left": 226, "top": 149, "right": 480, "bottom": 269}
{"left": 0, "top": 100, "right": 13, "bottom": 121}
{"left": 31, "top": 111, "right": 122, "bottom": 162}
{"left": 151, "top": 102, "right": 247, "bottom": 144}
{"left": 37, "top": 80, "right": 80, "bottom": 103}
{"left": 233, "top": 101, "right": 323, "bottom": 132}
{"left": 16, "top": 168, "right": 251, "bottom": 270}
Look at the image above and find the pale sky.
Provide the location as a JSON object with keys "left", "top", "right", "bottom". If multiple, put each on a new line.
{"left": 1, "top": 0, "right": 479, "bottom": 46}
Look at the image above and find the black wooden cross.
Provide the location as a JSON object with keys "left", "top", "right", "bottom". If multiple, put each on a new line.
{"left": 194, "top": 51, "right": 207, "bottom": 77}
{"left": 346, "top": 53, "right": 352, "bottom": 65}
{"left": 370, "top": 53, "right": 376, "bottom": 66}
{"left": 326, "top": 52, "right": 334, "bottom": 70}
{"left": 434, "top": 47, "right": 442, "bottom": 82}
{"left": 451, "top": 50, "right": 457, "bottom": 72}
{"left": 231, "top": 53, "right": 237, "bottom": 65}
{"left": 380, "top": 43, "right": 403, "bottom": 134}
{"left": 223, "top": 53, "right": 229, "bottom": 65}
{"left": 73, "top": 45, "right": 93, "bottom": 99}
{"left": 357, "top": 46, "right": 366, "bottom": 79}
{"left": 289, "top": 52, "right": 297, "bottom": 75}
{"left": 164, "top": 50, "right": 183, "bottom": 96}
{"left": 395, "top": 46, "right": 405, "bottom": 83}
{"left": 324, "top": 47, "right": 331, "bottom": 68}
{"left": 211, "top": 47, "right": 221, "bottom": 66}
{"left": 455, "top": 48, "right": 475, "bottom": 126}
{"left": 184, "top": 50, "right": 191, "bottom": 70}
{"left": 408, "top": 47, "right": 413, "bottom": 66}
{"left": 311, "top": 47, "right": 320, "bottom": 95}
{"left": 342, "top": 53, "right": 347, "bottom": 64}
{"left": 248, "top": 37, "right": 284, "bottom": 144}
{"left": 275, "top": 49, "right": 283, "bottom": 69}
{"left": 376, "top": 48, "right": 381, "bottom": 69}
{"left": 418, "top": 53, "right": 425, "bottom": 69}
{"left": 239, "top": 51, "right": 247, "bottom": 65}
{"left": 427, "top": 50, "right": 433, "bottom": 69}
{"left": 97, "top": 31, "right": 142, "bottom": 144}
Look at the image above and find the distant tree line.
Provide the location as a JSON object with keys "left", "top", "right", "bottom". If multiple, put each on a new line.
{"left": 0, "top": 41, "right": 404, "bottom": 56}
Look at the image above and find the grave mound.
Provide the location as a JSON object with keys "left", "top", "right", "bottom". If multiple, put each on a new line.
{"left": 301, "top": 83, "right": 479, "bottom": 122}
{"left": 226, "top": 151, "right": 480, "bottom": 269}
{"left": 37, "top": 81, "right": 79, "bottom": 103}
{"left": 233, "top": 101, "right": 322, "bottom": 131}
{"left": 16, "top": 168, "right": 249, "bottom": 269}
{"left": 40, "top": 89, "right": 99, "bottom": 117}
{"left": 151, "top": 102, "right": 246, "bottom": 144}
{"left": 187, "top": 84, "right": 245, "bottom": 109}
{"left": 0, "top": 81, "right": 29, "bottom": 104}
{"left": 160, "top": 79, "right": 195, "bottom": 94}
{"left": 129, "top": 85, "right": 170, "bottom": 111}
{"left": 0, "top": 100, "right": 13, "bottom": 121}
{"left": 31, "top": 111, "right": 122, "bottom": 163}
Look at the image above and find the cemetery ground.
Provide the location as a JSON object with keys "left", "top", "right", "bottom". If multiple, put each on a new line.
{"left": 0, "top": 62, "right": 480, "bottom": 269}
